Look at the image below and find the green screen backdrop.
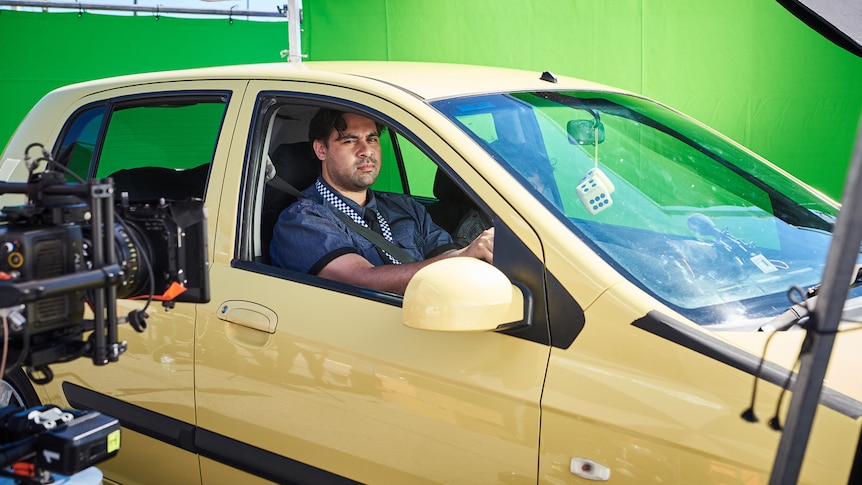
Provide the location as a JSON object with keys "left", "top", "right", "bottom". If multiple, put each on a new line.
{"left": 2, "top": 1, "right": 861, "bottom": 199}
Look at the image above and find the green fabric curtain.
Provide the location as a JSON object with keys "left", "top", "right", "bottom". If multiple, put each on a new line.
{"left": 2, "top": 1, "right": 861, "bottom": 199}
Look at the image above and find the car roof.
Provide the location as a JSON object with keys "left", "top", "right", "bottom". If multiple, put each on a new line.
{"left": 51, "top": 61, "right": 624, "bottom": 102}
{"left": 299, "top": 61, "right": 620, "bottom": 99}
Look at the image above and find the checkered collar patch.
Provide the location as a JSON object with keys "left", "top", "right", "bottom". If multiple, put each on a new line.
{"left": 316, "top": 179, "right": 401, "bottom": 264}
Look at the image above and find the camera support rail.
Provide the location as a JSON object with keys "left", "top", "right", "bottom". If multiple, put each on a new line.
{"left": 0, "top": 176, "right": 126, "bottom": 367}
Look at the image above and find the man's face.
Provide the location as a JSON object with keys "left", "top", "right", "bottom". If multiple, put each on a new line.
{"left": 314, "top": 113, "right": 381, "bottom": 199}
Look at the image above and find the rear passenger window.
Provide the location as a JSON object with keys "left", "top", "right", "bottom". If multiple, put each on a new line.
{"left": 97, "top": 101, "right": 225, "bottom": 177}
{"left": 54, "top": 105, "right": 104, "bottom": 180}
{"left": 55, "top": 93, "right": 229, "bottom": 201}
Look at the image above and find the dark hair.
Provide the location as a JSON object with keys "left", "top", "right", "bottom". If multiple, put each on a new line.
{"left": 308, "top": 108, "right": 386, "bottom": 146}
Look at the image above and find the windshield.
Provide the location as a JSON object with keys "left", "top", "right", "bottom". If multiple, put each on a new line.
{"left": 432, "top": 91, "right": 854, "bottom": 329}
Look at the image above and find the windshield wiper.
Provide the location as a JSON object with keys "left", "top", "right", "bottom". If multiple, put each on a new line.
{"left": 759, "top": 265, "right": 862, "bottom": 332}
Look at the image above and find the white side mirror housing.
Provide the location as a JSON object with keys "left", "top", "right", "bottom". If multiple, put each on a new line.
{"left": 402, "top": 257, "right": 526, "bottom": 332}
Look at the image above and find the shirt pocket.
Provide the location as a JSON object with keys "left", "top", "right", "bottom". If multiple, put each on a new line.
{"left": 389, "top": 218, "right": 422, "bottom": 255}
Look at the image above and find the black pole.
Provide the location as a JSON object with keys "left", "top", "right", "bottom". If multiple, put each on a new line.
{"left": 769, "top": 115, "right": 862, "bottom": 483}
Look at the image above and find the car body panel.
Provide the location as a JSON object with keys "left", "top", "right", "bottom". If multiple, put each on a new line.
{"left": 540, "top": 281, "right": 858, "bottom": 483}
{"left": 1, "top": 62, "right": 860, "bottom": 484}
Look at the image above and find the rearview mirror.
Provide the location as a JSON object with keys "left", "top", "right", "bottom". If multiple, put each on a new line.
{"left": 567, "top": 119, "right": 605, "bottom": 145}
{"left": 402, "top": 258, "right": 527, "bottom": 332}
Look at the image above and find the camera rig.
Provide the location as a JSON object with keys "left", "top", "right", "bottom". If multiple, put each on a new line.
{"left": 0, "top": 144, "right": 209, "bottom": 381}
{"left": 0, "top": 143, "right": 210, "bottom": 483}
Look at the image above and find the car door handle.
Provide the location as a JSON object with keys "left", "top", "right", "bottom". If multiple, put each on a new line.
{"left": 217, "top": 300, "right": 278, "bottom": 333}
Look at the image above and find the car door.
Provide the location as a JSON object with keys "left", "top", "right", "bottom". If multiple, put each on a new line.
{"left": 194, "top": 81, "right": 552, "bottom": 484}
{"left": 32, "top": 80, "right": 246, "bottom": 485}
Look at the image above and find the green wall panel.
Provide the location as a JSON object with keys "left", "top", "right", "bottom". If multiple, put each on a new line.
{"left": 2, "top": 1, "right": 861, "bottom": 200}
{"left": 0, "top": 9, "right": 288, "bottom": 158}
{"left": 303, "top": 0, "right": 862, "bottom": 200}
{"left": 639, "top": 1, "right": 862, "bottom": 201}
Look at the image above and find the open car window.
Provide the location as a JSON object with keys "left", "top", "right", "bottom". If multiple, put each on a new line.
{"left": 251, "top": 97, "right": 491, "bottom": 266}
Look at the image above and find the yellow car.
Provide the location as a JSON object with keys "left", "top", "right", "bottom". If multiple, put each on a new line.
{"left": 1, "top": 62, "right": 860, "bottom": 484}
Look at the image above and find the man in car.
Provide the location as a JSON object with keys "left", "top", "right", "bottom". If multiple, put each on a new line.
{"left": 270, "top": 108, "right": 494, "bottom": 295}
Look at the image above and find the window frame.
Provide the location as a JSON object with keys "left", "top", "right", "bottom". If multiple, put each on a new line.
{"left": 231, "top": 88, "right": 562, "bottom": 346}
{"left": 239, "top": 92, "right": 492, "bottom": 294}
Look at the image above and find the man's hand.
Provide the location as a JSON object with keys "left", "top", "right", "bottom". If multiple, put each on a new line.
{"left": 456, "top": 227, "right": 494, "bottom": 263}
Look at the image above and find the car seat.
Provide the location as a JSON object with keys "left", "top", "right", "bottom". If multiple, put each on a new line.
{"left": 425, "top": 167, "right": 491, "bottom": 247}
{"left": 259, "top": 141, "right": 319, "bottom": 263}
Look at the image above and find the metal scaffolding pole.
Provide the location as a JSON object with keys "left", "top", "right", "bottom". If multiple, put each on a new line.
{"left": 1, "top": 0, "right": 304, "bottom": 62}
{"left": 285, "top": 0, "right": 303, "bottom": 63}
{"left": 0, "top": 0, "right": 287, "bottom": 19}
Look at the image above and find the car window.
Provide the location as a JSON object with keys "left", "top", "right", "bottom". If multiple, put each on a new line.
{"left": 54, "top": 105, "right": 105, "bottom": 181}
{"left": 96, "top": 102, "right": 224, "bottom": 176}
{"left": 55, "top": 94, "right": 229, "bottom": 201}
{"left": 249, "top": 97, "right": 492, "bottom": 270}
{"left": 373, "top": 132, "right": 436, "bottom": 198}
{"left": 373, "top": 131, "right": 404, "bottom": 194}
{"left": 398, "top": 134, "right": 437, "bottom": 198}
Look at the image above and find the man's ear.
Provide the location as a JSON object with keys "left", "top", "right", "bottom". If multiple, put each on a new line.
{"left": 312, "top": 139, "right": 328, "bottom": 162}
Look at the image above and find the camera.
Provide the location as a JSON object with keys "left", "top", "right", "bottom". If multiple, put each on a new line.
{"left": 0, "top": 143, "right": 210, "bottom": 483}
{"left": 0, "top": 149, "right": 209, "bottom": 376}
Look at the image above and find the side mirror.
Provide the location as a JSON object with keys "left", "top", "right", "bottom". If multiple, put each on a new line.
{"left": 402, "top": 258, "right": 528, "bottom": 332}
{"left": 567, "top": 119, "right": 605, "bottom": 145}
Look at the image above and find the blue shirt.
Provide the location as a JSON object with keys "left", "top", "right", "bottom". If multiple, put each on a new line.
{"left": 270, "top": 178, "right": 458, "bottom": 275}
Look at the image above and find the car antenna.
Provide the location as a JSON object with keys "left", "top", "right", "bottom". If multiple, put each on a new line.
{"left": 540, "top": 71, "right": 558, "bottom": 83}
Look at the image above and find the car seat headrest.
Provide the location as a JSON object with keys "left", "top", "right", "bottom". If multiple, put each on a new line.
{"left": 270, "top": 141, "right": 319, "bottom": 191}
{"left": 432, "top": 167, "right": 469, "bottom": 203}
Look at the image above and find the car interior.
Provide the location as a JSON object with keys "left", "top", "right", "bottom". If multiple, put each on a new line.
{"left": 109, "top": 163, "right": 210, "bottom": 202}
{"left": 254, "top": 102, "right": 491, "bottom": 265}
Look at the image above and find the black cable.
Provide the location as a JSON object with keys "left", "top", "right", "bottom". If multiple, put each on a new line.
{"left": 768, "top": 359, "right": 800, "bottom": 431}
{"left": 31, "top": 157, "right": 85, "bottom": 184}
{"left": 5, "top": 323, "right": 30, "bottom": 377}
{"left": 741, "top": 328, "right": 781, "bottom": 423}
{"left": 763, "top": 320, "right": 862, "bottom": 428}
